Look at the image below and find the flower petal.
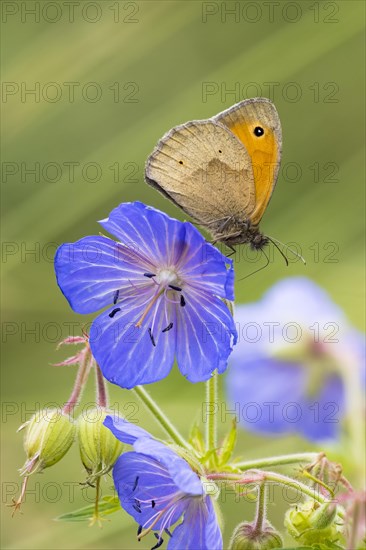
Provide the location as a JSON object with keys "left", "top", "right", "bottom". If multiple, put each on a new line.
{"left": 104, "top": 415, "right": 152, "bottom": 446}
{"left": 99, "top": 202, "right": 187, "bottom": 266}
{"left": 133, "top": 438, "right": 203, "bottom": 496}
{"left": 176, "top": 290, "right": 237, "bottom": 383}
{"left": 168, "top": 496, "right": 222, "bottom": 550}
{"left": 99, "top": 202, "right": 234, "bottom": 300}
{"left": 227, "top": 356, "right": 345, "bottom": 441}
{"left": 113, "top": 452, "right": 186, "bottom": 532}
{"left": 90, "top": 295, "right": 176, "bottom": 389}
{"left": 105, "top": 416, "right": 203, "bottom": 495}
{"left": 54, "top": 236, "right": 154, "bottom": 314}
{"left": 174, "top": 221, "right": 234, "bottom": 301}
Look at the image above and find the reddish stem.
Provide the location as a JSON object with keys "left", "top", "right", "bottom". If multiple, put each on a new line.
{"left": 95, "top": 362, "right": 108, "bottom": 408}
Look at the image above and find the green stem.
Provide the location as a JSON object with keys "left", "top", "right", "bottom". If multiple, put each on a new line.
{"left": 133, "top": 386, "right": 190, "bottom": 449}
{"left": 207, "top": 471, "right": 345, "bottom": 521}
{"left": 254, "top": 482, "right": 267, "bottom": 533}
{"left": 206, "top": 372, "right": 218, "bottom": 452}
{"left": 261, "top": 471, "right": 345, "bottom": 520}
{"left": 235, "top": 452, "right": 320, "bottom": 471}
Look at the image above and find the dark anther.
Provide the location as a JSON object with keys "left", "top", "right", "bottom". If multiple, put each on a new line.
{"left": 162, "top": 322, "right": 173, "bottom": 333}
{"left": 144, "top": 272, "right": 156, "bottom": 278}
{"left": 168, "top": 284, "right": 182, "bottom": 291}
{"left": 151, "top": 500, "right": 156, "bottom": 508}
{"left": 165, "top": 528, "right": 172, "bottom": 537}
{"left": 148, "top": 328, "right": 156, "bottom": 347}
{"left": 137, "top": 525, "right": 143, "bottom": 537}
{"left": 133, "top": 501, "right": 142, "bottom": 513}
{"left": 133, "top": 476, "right": 139, "bottom": 492}
{"left": 180, "top": 295, "right": 186, "bottom": 307}
{"left": 109, "top": 307, "right": 121, "bottom": 318}
{"left": 151, "top": 535, "right": 164, "bottom": 550}
{"left": 113, "top": 289, "right": 119, "bottom": 304}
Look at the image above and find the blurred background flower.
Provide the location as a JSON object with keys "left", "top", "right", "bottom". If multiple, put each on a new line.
{"left": 226, "top": 277, "right": 365, "bottom": 470}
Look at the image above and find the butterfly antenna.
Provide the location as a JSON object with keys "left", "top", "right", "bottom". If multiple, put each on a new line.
{"left": 238, "top": 248, "right": 270, "bottom": 281}
{"left": 268, "top": 236, "right": 306, "bottom": 265}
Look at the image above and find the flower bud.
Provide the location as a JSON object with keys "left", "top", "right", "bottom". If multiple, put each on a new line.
{"left": 20, "top": 408, "right": 76, "bottom": 475}
{"left": 284, "top": 500, "right": 339, "bottom": 545}
{"left": 77, "top": 408, "right": 123, "bottom": 483}
{"left": 229, "top": 520, "right": 283, "bottom": 549}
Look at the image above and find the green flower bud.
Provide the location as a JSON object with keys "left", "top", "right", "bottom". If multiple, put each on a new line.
{"left": 20, "top": 408, "right": 76, "bottom": 475}
{"left": 284, "top": 500, "right": 340, "bottom": 545}
{"left": 77, "top": 408, "right": 123, "bottom": 483}
{"left": 229, "top": 520, "right": 283, "bottom": 550}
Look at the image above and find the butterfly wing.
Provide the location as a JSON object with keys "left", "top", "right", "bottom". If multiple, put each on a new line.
{"left": 214, "top": 97, "right": 282, "bottom": 226}
{"left": 145, "top": 120, "right": 256, "bottom": 232}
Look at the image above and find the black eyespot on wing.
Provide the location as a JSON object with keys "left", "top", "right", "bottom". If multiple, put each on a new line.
{"left": 179, "top": 160, "right": 183, "bottom": 165}
{"left": 218, "top": 149, "right": 222, "bottom": 153}
{"left": 254, "top": 126, "right": 264, "bottom": 137}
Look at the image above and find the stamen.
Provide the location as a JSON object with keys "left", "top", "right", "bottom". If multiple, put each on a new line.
{"left": 180, "top": 295, "right": 186, "bottom": 307}
{"left": 165, "top": 528, "right": 172, "bottom": 537}
{"left": 133, "top": 499, "right": 142, "bottom": 513}
{"left": 168, "top": 284, "right": 182, "bottom": 291}
{"left": 137, "top": 525, "right": 143, "bottom": 537}
{"left": 109, "top": 307, "right": 121, "bottom": 318}
{"left": 162, "top": 323, "right": 173, "bottom": 333}
{"left": 135, "top": 290, "right": 164, "bottom": 328}
{"left": 151, "top": 500, "right": 156, "bottom": 508}
{"left": 133, "top": 476, "right": 139, "bottom": 492}
{"left": 148, "top": 328, "right": 156, "bottom": 347}
{"left": 144, "top": 272, "right": 156, "bottom": 278}
{"left": 113, "top": 290, "right": 119, "bottom": 304}
{"left": 151, "top": 534, "right": 164, "bottom": 550}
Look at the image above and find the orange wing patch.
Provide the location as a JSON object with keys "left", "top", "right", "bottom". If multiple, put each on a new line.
{"left": 226, "top": 121, "right": 279, "bottom": 226}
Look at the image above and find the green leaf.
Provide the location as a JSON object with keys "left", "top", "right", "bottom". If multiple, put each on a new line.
{"left": 55, "top": 495, "right": 121, "bottom": 522}
{"left": 217, "top": 419, "right": 237, "bottom": 466}
{"left": 188, "top": 423, "right": 205, "bottom": 454}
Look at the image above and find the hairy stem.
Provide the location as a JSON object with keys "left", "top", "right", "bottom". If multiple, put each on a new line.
{"left": 254, "top": 483, "right": 267, "bottom": 533}
{"left": 235, "top": 452, "right": 320, "bottom": 471}
{"left": 62, "top": 350, "right": 92, "bottom": 415}
{"left": 133, "top": 386, "right": 190, "bottom": 449}
{"left": 95, "top": 362, "right": 108, "bottom": 408}
{"left": 206, "top": 372, "right": 218, "bottom": 456}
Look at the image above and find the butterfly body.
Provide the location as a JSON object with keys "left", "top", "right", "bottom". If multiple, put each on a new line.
{"left": 145, "top": 98, "right": 282, "bottom": 250}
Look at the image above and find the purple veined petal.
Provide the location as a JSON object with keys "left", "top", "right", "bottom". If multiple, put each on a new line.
{"left": 103, "top": 416, "right": 152, "bottom": 446}
{"left": 132, "top": 439, "right": 203, "bottom": 496}
{"left": 174, "top": 222, "right": 234, "bottom": 301}
{"left": 99, "top": 202, "right": 189, "bottom": 267}
{"left": 176, "top": 289, "right": 237, "bottom": 383}
{"left": 168, "top": 495, "right": 222, "bottom": 550}
{"left": 90, "top": 293, "right": 177, "bottom": 389}
{"left": 113, "top": 452, "right": 187, "bottom": 532}
{"left": 54, "top": 235, "right": 155, "bottom": 314}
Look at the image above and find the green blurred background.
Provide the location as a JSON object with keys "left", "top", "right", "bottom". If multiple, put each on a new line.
{"left": 2, "top": 1, "right": 365, "bottom": 548}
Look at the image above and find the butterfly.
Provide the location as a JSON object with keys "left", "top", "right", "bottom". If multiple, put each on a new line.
{"left": 145, "top": 97, "right": 282, "bottom": 252}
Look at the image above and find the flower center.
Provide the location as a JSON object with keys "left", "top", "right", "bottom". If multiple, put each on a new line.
{"left": 134, "top": 269, "right": 185, "bottom": 345}
{"left": 155, "top": 268, "right": 179, "bottom": 287}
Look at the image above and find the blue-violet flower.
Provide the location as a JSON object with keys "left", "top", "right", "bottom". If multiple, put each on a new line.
{"left": 55, "top": 202, "right": 236, "bottom": 389}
